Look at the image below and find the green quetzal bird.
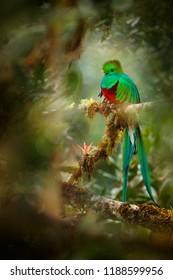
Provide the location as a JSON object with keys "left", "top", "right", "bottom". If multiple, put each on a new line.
{"left": 99, "top": 60, "right": 157, "bottom": 205}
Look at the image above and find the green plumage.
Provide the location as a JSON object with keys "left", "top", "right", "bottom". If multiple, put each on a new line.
{"left": 136, "top": 126, "right": 157, "bottom": 204}
{"left": 100, "top": 60, "right": 158, "bottom": 205}
{"left": 122, "top": 128, "right": 134, "bottom": 202}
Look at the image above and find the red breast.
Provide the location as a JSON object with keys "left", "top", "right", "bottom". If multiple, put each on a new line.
{"left": 101, "top": 82, "right": 120, "bottom": 104}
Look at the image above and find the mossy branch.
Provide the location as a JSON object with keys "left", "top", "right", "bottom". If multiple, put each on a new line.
{"left": 62, "top": 182, "right": 173, "bottom": 233}
{"left": 68, "top": 100, "right": 147, "bottom": 184}
{"left": 68, "top": 111, "right": 125, "bottom": 183}
{"left": 77, "top": 100, "right": 153, "bottom": 117}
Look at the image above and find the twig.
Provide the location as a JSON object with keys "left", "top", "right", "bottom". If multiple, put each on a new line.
{"left": 124, "top": 101, "right": 153, "bottom": 114}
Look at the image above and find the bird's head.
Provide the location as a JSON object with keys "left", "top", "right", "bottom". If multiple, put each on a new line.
{"left": 102, "top": 60, "right": 123, "bottom": 75}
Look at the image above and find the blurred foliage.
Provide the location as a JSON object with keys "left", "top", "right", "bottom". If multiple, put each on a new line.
{"left": 0, "top": 0, "right": 173, "bottom": 260}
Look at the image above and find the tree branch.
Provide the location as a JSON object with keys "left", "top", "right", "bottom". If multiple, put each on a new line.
{"left": 65, "top": 100, "right": 168, "bottom": 233}
{"left": 77, "top": 99, "right": 153, "bottom": 117}
{"left": 68, "top": 100, "right": 150, "bottom": 184}
{"left": 68, "top": 111, "right": 125, "bottom": 183}
{"left": 62, "top": 182, "right": 173, "bottom": 233}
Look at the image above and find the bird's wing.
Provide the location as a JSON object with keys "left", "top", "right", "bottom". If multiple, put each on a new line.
{"left": 116, "top": 74, "right": 140, "bottom": 104}
{"left": 100, "top": 74, "right": 119, "bottom": 89}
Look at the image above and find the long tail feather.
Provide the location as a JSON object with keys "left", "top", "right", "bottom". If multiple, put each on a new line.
{"left": 136, "top": 125, "right": 158, "bottom": 206}
{"left": 122, "top": 128, "right": 134, "bottom": 202}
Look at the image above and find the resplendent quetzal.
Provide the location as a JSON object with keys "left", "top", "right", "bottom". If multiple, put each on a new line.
{"left": 99, "top": 60, "right": 157, "bottom": 205}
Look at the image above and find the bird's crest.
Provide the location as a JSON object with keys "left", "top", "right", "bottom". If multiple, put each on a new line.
{"left": 102, "top": 60, "right": 123, "bottom": 74}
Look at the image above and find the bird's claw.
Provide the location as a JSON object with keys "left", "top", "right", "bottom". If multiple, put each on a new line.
{"left": 98, "top": 91, "right": 103, "bottom": 98}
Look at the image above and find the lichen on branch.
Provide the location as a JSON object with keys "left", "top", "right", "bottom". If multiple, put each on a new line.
{"left": 68, "top": 100, "right": 130, "bottom": 184}
{"left": 62, "top": 182, "right": 173, "bottom": 233}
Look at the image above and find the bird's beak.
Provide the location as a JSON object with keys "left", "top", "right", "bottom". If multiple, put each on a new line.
{"left": 101, "top": 69, "right": 104, "bottom": 73}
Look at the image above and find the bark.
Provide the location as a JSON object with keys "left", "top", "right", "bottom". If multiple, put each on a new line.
{"left": 62, "top": 182, "right": 173, "bottom": 233}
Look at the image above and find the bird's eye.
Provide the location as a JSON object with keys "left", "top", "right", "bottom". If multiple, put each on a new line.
{"left": 110, "top": 69, "right": 114, "bottom": 72}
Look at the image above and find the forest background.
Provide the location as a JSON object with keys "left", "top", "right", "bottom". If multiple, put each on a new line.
{"left": 0, "top": 0, "right": 173, "bottom": 259}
